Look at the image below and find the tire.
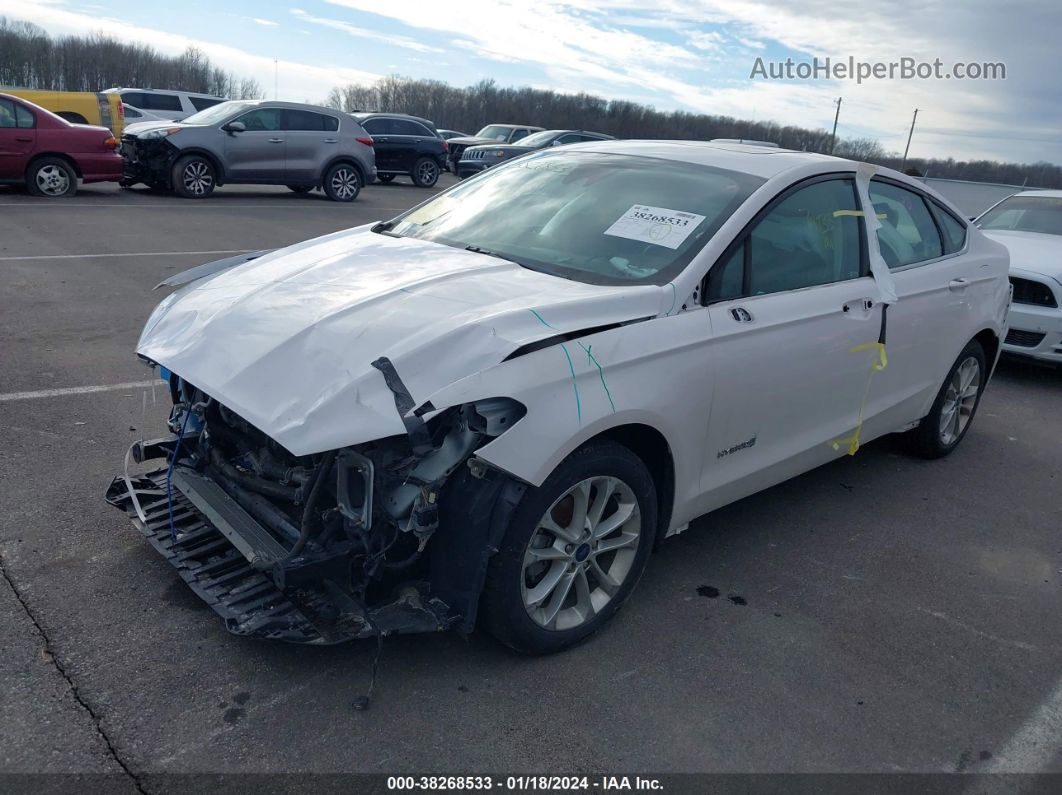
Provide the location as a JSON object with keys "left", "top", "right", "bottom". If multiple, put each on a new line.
{"left": 377, "top": 174, "right": 395, "bottom": 183}
{"left": 26, "top": 157, "right": 77, "bottom": 197}
{"left": 286, "top": 184, "right": 313, "bottom": 194}
{"left": 908, "top": 340, "right": 987, "bottom": 458}
{"left": 411, "top": 156, "right": 440, "bottom": 188}
{"left": 323, "top": 163, "right": 361, "bottom": 202}
{"left": 480, "top": 440, "right": 657, "bottom": 654}
{"left": 172, "top": 154, "right": 216, "bottom": 198}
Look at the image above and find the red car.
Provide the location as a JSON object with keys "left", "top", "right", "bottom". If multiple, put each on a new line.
{"left": 0, "top": 92, "right": 123, "bottom": 197}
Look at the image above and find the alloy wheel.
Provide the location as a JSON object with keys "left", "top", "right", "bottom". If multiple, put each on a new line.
{"left": 330, "top": 167, "right": 359, "bottom": 199}
{"left": 521, "top": 476, "right": 641, "bottom": 631}
{"left": 36, "top": 164, "right": 70, "bottom": 196}
{"left": 417, "top": 160, "right": 438, "bottom": 185}
{"left": 939, "top": 356, "right": 981, "bottom": 446}
{"left": 182, "top": 161, "right": 213, "bottom": 196}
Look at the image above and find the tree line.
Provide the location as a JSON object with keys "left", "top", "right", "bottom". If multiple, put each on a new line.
{"left": 0, "top": 17, "right": 262, "bottom": 99}
{"left": 328, "top": 76, "right": 1062, "bottom": 189}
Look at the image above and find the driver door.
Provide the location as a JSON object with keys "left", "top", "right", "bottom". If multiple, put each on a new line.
{"left": 223, "top": 107, "right": 286, "bottom": 182}
{"left": 698, "top": 175, "right": 883, "bottom": 512}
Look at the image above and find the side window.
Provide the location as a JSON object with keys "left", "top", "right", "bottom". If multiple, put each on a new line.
{"left": 285, "top": 110, "right": 320, "bottom": 131}
{"left": 0, "top": 99, "right": 16, "bottom": 128}
{"left": 236, "top": 108, "right": 283, "bottom": 131}
{"left": 708, "top": 178, "right": 865, "bottom": 299}
{"left": 868, "top": 180, "right": 943, "bottom": 268}
{"left": 14, "top": 102, "right": 34, "bottom": 128}
{"left": 510, "top": 128, "right": 530, "bottom": 141}
{"left": 322, "top": 114, "right": 339, "bottom": 132}
{"left": 120, "top": 92, "right": 147, "bottom": 108}
{"left": 189, "top": 97, "right": 222, "bottom": 112}
{"left": 555, "top": 134, "right": 582, "bottom": 145}
{"left": 124, "top": 106, "right": 142, "bottom": 118}
{"left": 929, "top": 199, "right": 967, "bottom": 253}
{"left": 143, "top": 93, "right": 183, "bottom": 112}
{"left": 362, "top": 118, "right": 392, "bottom": 135}
{"left": 391, "top": 119, "right": 428, "bottom": 136}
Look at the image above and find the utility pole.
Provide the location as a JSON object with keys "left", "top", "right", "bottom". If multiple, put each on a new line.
{"left": 901, "top": 108, "right": 919, "bottom": 171}
{"left": 274, "top": 58, "right": 278, "bottom": 100}
{"left": 829, "top": 97, "right": 842, "bottom": 154}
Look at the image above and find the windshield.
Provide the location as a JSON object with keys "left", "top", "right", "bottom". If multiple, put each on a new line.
{"left": 977, "top": 196, "right": 1062, "bottom": 236}
{"left": 475, "top": 125, "right": 513, "bottom": 141}
{"left": 181, "top": 100, "right": 257, "bottom": 126}
{"left": 511, "top": 130, "right": 563, "bottom": 148}
{"left": 386, "top": 150, "right": 765, "bottom": 286}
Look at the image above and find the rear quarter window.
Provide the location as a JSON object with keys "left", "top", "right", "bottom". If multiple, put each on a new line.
{"left": 929, "top": 200, "right": 968, "bottom": 253}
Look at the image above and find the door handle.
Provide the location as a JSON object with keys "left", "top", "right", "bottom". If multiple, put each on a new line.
{"left": 323, "top": 138, "right": 338, "bottom": 143}
{"left": 948, "top": 278, "right": 968, "bottom": 292}
{"left": 375, "top": 137, "right": 391, "bottom": 142}
{"left": 268, "top": 138, "right": 284, "bottom": 143}
{"left": 842, "top": 298, "right": 874, "bottom": 313}
{"left": 730, "top": 306, "right": 753, "bottom": 322}
{"left": 15, "top": 136, "right": 32, "bottom": 142}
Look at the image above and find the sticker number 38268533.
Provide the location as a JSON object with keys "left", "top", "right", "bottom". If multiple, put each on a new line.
{"left": 603, "top": 205, "right": 707, "bottom": 250}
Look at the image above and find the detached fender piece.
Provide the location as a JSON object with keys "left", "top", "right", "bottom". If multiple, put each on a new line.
{"left": 154, "top": 250, "right": 274, "bottom": 290}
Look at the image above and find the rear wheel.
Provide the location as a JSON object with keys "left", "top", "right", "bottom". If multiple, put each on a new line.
{"left": 909, "top": 340, "right": 986, "bottom": 458}
{"left": 411, "top": 157, "right": 440, "bottom": 188}
{"left": 26, "top": 157, "right": 77, "bottom": 197}
{"left": 480, "top": 441, "right": 656, "bottom": 654}
{"left": 323, "top": 163, "right": 361, "bottom": 202}
{"left": 172, "top": 155, "right": 215, "bottom": 198}
{"left": 286, "top": 184, "right": 312, "bottom": 194}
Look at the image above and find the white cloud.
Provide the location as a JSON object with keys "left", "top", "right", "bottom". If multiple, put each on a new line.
{"left": 252, "top": 18, "right": 279, "bottom": 27}
{"left": 0, "top": 0, "right": 380, "bottom": 102}
{"left": 289, "top": 8, "right": 443, "bottom": 53}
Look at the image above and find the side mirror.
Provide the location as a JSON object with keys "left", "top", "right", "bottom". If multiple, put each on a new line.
{"left": 223, "top": 121, "right": 246, "bottom": 134}
{"left": 551, "top": 140, "right": 563, "bottom": 146}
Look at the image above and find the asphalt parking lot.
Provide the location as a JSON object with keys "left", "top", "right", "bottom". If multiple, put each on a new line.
{"left": 1, "top": 177, "right": 1060, "bottom": 788}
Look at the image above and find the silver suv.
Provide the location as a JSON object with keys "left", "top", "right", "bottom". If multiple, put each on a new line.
{"left": 120, "top": 100, "right": 377, "bottom": 201}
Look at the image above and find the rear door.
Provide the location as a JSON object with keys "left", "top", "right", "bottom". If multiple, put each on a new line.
{"left": 224, "top": 107, "right": 286, "bottom": 182}
{"left": 362, "top": 117, "right": 399, "bottom": 171}
{"left": 700, "top": 175, "right": 881, "bottom": 511}
{"left": 283, "top": 109, "right": 340, "bottom": 183}
{"left": 0, "top": 99, "right": 36, "bottom": 180}
{"left": 389, "top": 118, "right": 437, "bottom": 171}
{"left": 861, "top": 178, "right": 970, "bottom": 429}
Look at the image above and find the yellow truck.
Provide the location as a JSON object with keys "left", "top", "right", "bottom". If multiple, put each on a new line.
{"left": 1, "top": 89, "right": 124, "bottom": 136}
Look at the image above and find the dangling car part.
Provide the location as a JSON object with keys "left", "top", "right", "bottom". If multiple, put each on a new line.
{"left": 108, "top": 142, "right": 1009, "bottom": 653}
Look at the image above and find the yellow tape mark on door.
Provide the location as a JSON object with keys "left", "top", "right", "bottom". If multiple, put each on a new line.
{"left": 830, "top": 341, "right": 888, "bottom": 455}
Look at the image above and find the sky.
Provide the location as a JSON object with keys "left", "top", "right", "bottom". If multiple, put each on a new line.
{"left": 2, "top": 0, "right": 1059, "bottom": 164}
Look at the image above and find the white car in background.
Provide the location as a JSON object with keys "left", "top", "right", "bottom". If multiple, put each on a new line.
{"left": 975, "top": 190, "right": 1062, "bottom": 364}
{"left": 108, "top": 142, "right": 1010, "bottom": 654}
{"left": 102, "top": 88, "right": 226, "bottom": 122}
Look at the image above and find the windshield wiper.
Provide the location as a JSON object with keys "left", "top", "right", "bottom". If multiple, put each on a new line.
{"left": 464, "top": 244, "right": 522, "bottom": 265}
{"left": 371, "top": 220, "right": 400, "bottom": 236}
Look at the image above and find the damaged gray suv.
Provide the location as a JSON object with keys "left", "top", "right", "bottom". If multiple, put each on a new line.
{"left": 120, "top": 99, "right": 376, "bottom": 201}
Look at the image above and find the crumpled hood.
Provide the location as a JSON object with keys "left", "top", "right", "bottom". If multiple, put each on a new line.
{"left": 981, "top": 229, "right": 1062, "bottom": 284}
{"left": 138, "top": 228, "right": 662, "bottom": 456}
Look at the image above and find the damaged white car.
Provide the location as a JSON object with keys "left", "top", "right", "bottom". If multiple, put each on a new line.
{"left": 108, "top": 142, "right": 1010, "bottom": 654}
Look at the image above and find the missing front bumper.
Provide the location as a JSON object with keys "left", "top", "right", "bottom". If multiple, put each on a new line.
{"left": 105, "top": 464, "right": 451, "bottom": 644}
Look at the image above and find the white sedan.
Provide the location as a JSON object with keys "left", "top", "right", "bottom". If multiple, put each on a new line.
{"left": 975, "top": 190, "right": 1062, "bottom": 364}
{"left": 108, "top": 141, "right": 1010, "bottom": 654}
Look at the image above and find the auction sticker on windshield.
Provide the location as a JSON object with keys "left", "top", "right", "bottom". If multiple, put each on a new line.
{"left": 604, "top": 205, "right": 706, "bottom": 250}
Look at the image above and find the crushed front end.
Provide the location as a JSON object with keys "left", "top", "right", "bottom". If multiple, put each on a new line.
{"left": 106, "top": 370, "right": 525, "bottom": 644}
{"left": 120, "top": 133, "right": 180, "bottom": 188}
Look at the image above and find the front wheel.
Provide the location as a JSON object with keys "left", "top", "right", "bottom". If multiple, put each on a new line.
{"left": 480, "top": 441, "right": 657, "bottom": 654}
{"left": 323, "top": 163, "right": 361, "bottom": 201}
{"left": 411, "top": 156, "right": 440, "bottom": 188}
{"left": 172, "top": 155, "right": 215, "bottom": 198}
{"left": 27, "top": 157, "right": 77, "bottom": 197}
{"left": 909, "top": 340, "right": 987, "bottom": 458}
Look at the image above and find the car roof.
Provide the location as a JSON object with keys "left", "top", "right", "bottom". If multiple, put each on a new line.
{"left": 217, "top": 100, "right": 344, "bottom": 114}
{"left": 558, "top": 139, "right": 884, "bottom": 181}
{"left": 104, "top": 88, "right": 226, "bottom": 99}
{"left": 351, "top": 111, "right": 435, "bottom": 125}
{"left": 1011, "top": 189, "right": 1062, "bottom": 198}
{"left": 480, "top": 123, "right": 544, "bottom": 130}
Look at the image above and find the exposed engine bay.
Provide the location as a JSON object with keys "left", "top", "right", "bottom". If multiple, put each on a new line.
{"left": 107, "top": 365, "right": 526, "bottom": 644}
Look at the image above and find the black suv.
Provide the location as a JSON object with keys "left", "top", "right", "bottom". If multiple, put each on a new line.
{"left": 350, "top": 113, "right": 447, "bottom": 187}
